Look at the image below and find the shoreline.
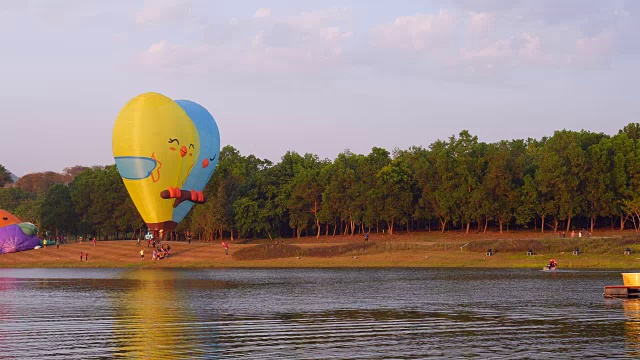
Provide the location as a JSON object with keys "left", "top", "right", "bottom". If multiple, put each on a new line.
{"left": 1, "top": 230, "right": 640, "bottom": 270}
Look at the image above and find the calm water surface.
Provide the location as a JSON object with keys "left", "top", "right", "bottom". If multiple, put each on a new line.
{"left": 0, "top": 268, "right": 638, "bottom": 359}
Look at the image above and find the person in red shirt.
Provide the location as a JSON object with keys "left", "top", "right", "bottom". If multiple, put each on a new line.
{"left": 221, "top": 242, "right": 229, "bottom": 255}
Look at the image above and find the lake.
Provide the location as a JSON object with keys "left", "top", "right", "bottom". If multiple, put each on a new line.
{"left": 0, "top": 268, "right": 638, "bottom": 359}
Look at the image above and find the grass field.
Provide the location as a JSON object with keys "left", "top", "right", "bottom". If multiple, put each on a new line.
{"left": 2, "top": 229, "right": 640, "bottom": 269}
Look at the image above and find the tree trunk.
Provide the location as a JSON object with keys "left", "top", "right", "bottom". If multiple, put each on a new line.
{"left": 439, "top": 218, "right": 447, "bottom": 233}
{"left": 333, "top": 219, "right": 338, "bottom": 236}
{"left": 590, "top": 215, "right": 595, "bottom": 233}
{"left": 566, "top": 215, "right": 571, "bottom": 233}
{"left": 484, "top": 217, "right": 488, "bottom": 233}
{"left": 541, "top": 214, "right": 545, "bottom": 233}
{"left": 389, "top": 217, "right": 394, "bottom": 235}
{"left": 499, "top": 217, "right": 503, "bottom": 233}
{"left": 465, "top": 222, "right": 470, "bottom": 235}
{"left": 316, "top": 219, "right": 321, "bottom": 238}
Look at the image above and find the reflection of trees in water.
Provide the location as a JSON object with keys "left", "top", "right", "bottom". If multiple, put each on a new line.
{"left": 0, "top": 279, "right": 17, "bottom": 354}
{"left": 623, "top": 300, "right": 640, "bottom": 357}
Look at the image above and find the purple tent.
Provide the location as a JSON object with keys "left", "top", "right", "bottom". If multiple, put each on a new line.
{"left": 0, "top": 224, "right": 40, "bottom": 254}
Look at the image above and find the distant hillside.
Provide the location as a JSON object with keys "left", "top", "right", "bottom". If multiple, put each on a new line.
{"left": 10, "top": 173, "right": 18, "bottom": 183}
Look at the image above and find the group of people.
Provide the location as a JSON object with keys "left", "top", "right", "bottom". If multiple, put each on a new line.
{"left": 151, "top": 243, "right": 170, "bottom": 261}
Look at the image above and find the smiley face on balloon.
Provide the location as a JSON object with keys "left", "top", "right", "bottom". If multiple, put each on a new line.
{"left": 112, "top": 92, "right": 220, "bottom": 236}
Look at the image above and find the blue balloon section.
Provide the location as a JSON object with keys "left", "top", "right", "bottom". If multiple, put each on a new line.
{"left": 173, "top": 100, "right": 220, "bottom": 224}
{"left": 0, "top": 223, "right": 40, "bottom": 254}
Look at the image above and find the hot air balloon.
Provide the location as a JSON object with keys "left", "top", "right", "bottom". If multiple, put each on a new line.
{"left": 170, "top": 100, "right": 220, "bottom": 224}
{"left": 0, "top": 210, "right": 40, "bottom": 254}
{"left": 0, "top": 209, "right": 21, "bottom": 228}
{"left": 113, "top": 92, "right": 200, "bottom": 240}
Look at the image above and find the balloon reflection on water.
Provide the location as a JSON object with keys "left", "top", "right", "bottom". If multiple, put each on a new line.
{"left": 623, "top": 300, "right": 640, "bottom": 356}
{"left": 110, "top": 270, "right": 198, "bottom": 358}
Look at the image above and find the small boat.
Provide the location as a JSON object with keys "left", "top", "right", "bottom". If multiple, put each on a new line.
{"left": 543, "top": 259, "right": 558, "bottom": 271}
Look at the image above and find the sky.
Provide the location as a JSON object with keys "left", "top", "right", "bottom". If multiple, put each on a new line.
{"left": 1, "top": 0, "right": 639, "bottom": 176}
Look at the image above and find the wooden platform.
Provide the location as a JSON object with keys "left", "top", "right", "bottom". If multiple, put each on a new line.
{"left": 604, "top": 286, "right": 640, "bottom": 298}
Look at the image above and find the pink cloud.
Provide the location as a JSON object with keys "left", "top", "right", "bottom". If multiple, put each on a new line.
{"left": 371, "top": 11, "right": 456, "bottom": 50}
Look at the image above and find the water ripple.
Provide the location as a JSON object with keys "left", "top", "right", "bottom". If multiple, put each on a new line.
{"left": 0, "top": 268, "right": 636, "bottom": 358}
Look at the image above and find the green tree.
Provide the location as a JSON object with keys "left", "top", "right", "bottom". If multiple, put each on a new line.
{"left": 376, "top": 157, "right": 414, "bottom": 235}
{"left": 0, "top": 164, "right": 13, "bottom": 187}
{"left": 583, "top": 138, "right": 615, "bottom": 232}
{"left": 40, "top": 183, "right": 77, "bottom": 236}
{"left": 537, "top": 130, "right": 586, "bottom": 232}
{"left": 0, "top": 187, "right": 33, "bottom": 213}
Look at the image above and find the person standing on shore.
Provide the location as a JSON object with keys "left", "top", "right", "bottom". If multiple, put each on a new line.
{"left": 222, "top": 241, "right": 229, "bottom": 255}
{"left": 80, "top": 252, "right": 83, "bottom": 262}
{"left": 85, "top": 251, "right": 88, "bottom": 262}
{"left": 93, "top": 237, "right": 97, "bottom": 246}
{"left": 140, "top": 249, "right": 144, "bottom": 260}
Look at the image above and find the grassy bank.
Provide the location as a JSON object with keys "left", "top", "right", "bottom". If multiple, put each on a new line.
{"left": 1, "top": 229, "right": 640, "bottom": 269}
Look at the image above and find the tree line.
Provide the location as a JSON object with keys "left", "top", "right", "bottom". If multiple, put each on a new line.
{"left": 2, "top": 124, "right": 640, "bottom": 241}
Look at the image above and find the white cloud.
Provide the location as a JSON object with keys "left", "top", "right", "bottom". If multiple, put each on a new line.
{"left": 371, "top": 11, "right": 456, "bottom": 50}
{"left": 319, "top": 26, "right": 352, "bottom": 42}
{"left": 136, "top": 0, "right": 191, "bottom": 25}
{"left": 571, "top": 32, "right": 615, "bottom": 67}
{"left": 135, "top": 3, "right": 631, "bottom": 83}
{"left": 254, "top": 8, "right": 271, "bottom": 18}
{"left": 286, "top": 7, "right": 350, "bottom": 29}
{"left": 461, "top": 32, "right": 554, "bottom": 66}
{"left": 137, "top": 7, "right": 353, "bottom": 74}
{"left": 468, "top": 12, "right": 495, "bottom": 35}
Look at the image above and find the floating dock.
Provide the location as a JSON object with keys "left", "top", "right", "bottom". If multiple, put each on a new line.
{"left": 604, "top": 286, "right": 640, "bottom": 298}
{"left": 604, "top": 273, "right": 640, "bottom": 298}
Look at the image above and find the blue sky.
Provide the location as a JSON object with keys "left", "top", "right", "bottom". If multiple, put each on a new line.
{"left": 1, "top": 0, "right": 639, "bottom": 176}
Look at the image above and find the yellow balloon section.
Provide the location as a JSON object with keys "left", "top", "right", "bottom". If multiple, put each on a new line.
{"left": 112, "top": 93, "right": 199, "bottom": 225}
